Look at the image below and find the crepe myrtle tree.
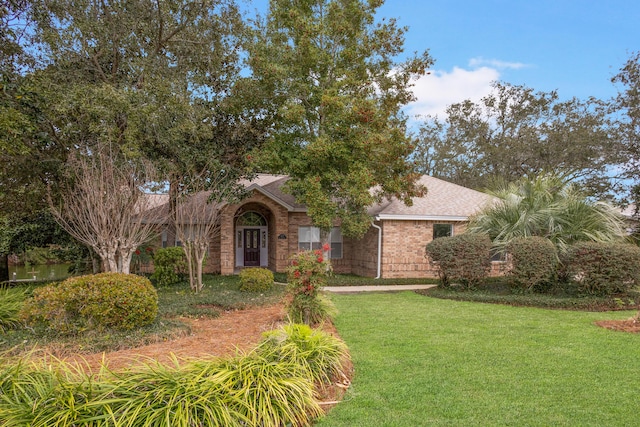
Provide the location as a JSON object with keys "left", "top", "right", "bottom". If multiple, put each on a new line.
{"left": 50, "top": 145, "right": 165, "bottom": 274}
{"left": 173, "top": 165, "right": 246, "bottom": 292}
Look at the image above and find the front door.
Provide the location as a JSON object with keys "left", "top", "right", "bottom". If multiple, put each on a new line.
{"left": 244, "top": 229, "right": 260, "bottom": 266}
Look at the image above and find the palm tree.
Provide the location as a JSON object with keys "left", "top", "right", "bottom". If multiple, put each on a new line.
{"left": 467, "top": 174, "right": 627, "bottom": 253}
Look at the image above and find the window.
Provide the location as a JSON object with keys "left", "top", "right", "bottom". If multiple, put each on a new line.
{"left": 433, "top": 223, "right": 453, "bottom": 239}
{"left": 298, "top": 226, "right": 343, "bottom": 259}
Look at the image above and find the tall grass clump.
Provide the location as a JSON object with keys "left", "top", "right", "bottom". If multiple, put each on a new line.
{"left": 108, "top": 357, "right": 246, "bottom": 427}
{"left": 211, "top": 353, "right": 321, "bottom": 427}
{"left": 0, "top": 287, "right": 26, "bottom": 332}
{"left": 0, "top": 358, "right": 116, "bottom": 427}
{"left": 258, "top": 323, "right": 349, "bottom": 386}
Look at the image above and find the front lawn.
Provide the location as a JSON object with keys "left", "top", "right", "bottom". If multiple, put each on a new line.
{"left": 318, "top": 292, "right": 640, "bottom": 426}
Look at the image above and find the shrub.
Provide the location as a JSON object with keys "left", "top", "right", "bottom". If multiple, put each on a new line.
{"left": 286, "top": 248, "right": 336, "bottom": 324}
{"left": 426, "top": 233, "right": 492, "bottom": 288}
{"left": 258, "top": 323, "right": 349, "bottom": 386}
{"left": 150, "top": 246, "right": 187, "bottom": 287}
{"left": 239, "top": 267, "right": 274, "bottom": 292}
{"left": 562, "top": 242, "right": 640, "bottom": 295}
{"left": 20, "top": 272, "right": 158, "bottom": 333}
{"left": 506, "top": 237, "right": 558, "bottom": 292}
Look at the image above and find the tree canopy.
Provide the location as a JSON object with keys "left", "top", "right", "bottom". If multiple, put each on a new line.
{"left": 248, "top": 0, "right": 432, "bottom": 238}
{"left": 413, "top": 82, "right": 621, "bottom": 198}
{"left": 612, "top": 51, "right": 640, "bottom": 207}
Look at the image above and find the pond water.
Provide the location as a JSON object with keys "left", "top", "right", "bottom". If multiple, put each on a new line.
{"left": 8, "top": 263, "right": 72, "bottom": 281}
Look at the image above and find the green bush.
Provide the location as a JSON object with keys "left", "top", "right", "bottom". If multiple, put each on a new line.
{"left": 150, "top": 246, "right": 187, "bottom": 287}
{"left": 239, "top": 267, "right": 274, "bottom": 292}
{"left": 507, "top": 237, "right": 558, "bottom": 292}
{"left": 20, "top": 272, "right": 158, "bottom": 333}
{"left": 562, "top": 242, "right": 640, "bottom": 295}
{"left": 426, "top": 233, "right": 492, "bottom": 288}
{"left": 286, "top": 249, "right": 336, "bottom": 325}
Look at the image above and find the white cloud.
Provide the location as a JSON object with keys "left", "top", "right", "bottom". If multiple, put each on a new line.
{"left": 406, "top": 66, "right": 500, "bottom": 120}
{"left": 468, "top": 57, "right": 529, "bottom": 70}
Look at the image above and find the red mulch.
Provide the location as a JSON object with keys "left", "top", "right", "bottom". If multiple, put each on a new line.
{"left": 62, "top": 304, "right": 287, "bottom": 370}
{"left": 595, "top": 317, "right": 640, "bottom": 333}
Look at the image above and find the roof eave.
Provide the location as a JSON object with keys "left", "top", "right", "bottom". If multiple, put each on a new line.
{"left": 375, "top": 214, "right": 470, "bottom": 221}
{"left": 245, "top": 184, "right": 307, "bottom": 212}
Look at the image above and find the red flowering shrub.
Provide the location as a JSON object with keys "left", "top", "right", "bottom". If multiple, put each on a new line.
{"left": 286, "top": 249, "right": 335, "bottom": 325}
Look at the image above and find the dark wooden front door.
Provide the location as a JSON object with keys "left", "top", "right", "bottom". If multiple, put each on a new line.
{"left": 244, "top": 229, "right": 260, "bottom": 266}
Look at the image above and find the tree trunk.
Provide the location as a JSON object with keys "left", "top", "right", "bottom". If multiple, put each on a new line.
{"left": 196, "top": 243, "right": 207, "bottom": 292}
{"left": 0, "top": 254, "right": 9, "bottom": 282}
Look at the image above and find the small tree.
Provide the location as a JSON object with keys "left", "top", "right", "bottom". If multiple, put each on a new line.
{"left": 50, "top": 146, "right": 164, "bottom": 274}
{"left": 174, "top": 166, "right": 245, "bottom": 292}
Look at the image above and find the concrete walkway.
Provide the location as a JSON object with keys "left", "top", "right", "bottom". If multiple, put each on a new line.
{"left": 322, "top": 284, "right": 436, "bottom": 293}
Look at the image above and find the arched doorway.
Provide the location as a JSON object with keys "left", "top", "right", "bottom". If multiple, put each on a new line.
{"left": 235, "top": 211, "right": 268, "bottom": 267}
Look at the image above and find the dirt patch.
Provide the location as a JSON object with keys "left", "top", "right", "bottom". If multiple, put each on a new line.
{"left": 595, "top": 317, "right": 640, "bottom": 333}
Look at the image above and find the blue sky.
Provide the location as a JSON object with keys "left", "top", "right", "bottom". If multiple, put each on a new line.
{"left": 247, "top": 0, "right": 640, "bottom": 119}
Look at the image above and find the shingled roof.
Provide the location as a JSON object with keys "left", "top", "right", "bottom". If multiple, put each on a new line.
{"left": 368, "top": 175, "right": 496, "bottom": 221}
{"left": 247, "top": 174, "right": 495, "bottom": 220}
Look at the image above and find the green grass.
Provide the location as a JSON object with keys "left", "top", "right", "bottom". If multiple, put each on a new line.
{"left": 317, "top": 292, "right": 640, "bottom": 427}
{"left": 0, "top": 274, "right": 286, "bottom": 356}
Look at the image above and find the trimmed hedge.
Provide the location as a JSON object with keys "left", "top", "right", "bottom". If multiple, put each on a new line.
{"left": 507, "top": 237, "right": 558, "bottom": 292}
{"left": 562, "top": 242, "right": 640, "bottom": 295}
{"left": 426, "top": 233, "right": 492, "bottom": 288}
{"left": 20, "top": 272, "right": 158, "bottom": 333}
{"left": 239, "top": 268, "right": 274, "bottom": 292}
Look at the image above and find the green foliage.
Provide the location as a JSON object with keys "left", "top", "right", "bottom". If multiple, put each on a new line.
{"left": 0, "top": 287, "right": 26, "bottom": 332}
{"left": 239, "top": 267, "right": 274, "bottom": 292}
{"left": 612, "top": 51, "right": 640, "bottom": 205}
{"left": 20, "top": 272, "right": 158, "bottom": 333}
{"left": 151, "top": 247, "right": 187, "bottom": 287}
{"left": 413, "top": 81, "right": 619, "bottom": 198}
{"left": 507, "top": 237, "right": 558, "bottom": 292}
{"left": 562, "top": 242, "right": 640, "bottom": 295}
{"left": 468, "top": 173, "right": 627, "bottom": 253}
{"left": 249, "top": 0, "right": 432, "bottom": 238}
{"left": 286, "top": 249, "right": 336, "bottom": 324}
{"left": 258, "top": 323, "right": 349, "bottom": 386}
{"left": 425, "top": 233, "right": 492, "bottom": 288}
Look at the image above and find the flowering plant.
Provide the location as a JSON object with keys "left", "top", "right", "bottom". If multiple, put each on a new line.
{"left": 286, "top": 245, "right": 334, "bottom": 324}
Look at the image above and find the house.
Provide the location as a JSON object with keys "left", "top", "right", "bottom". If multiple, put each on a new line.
{"left": 155, "top": 174, "right": 497, "bottom": 279}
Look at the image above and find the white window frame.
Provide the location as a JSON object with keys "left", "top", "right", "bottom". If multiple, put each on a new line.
{"left": 298, "top": 226, "right": 343, "bottom": 259}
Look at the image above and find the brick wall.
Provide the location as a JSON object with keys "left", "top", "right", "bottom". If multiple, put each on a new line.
{"left": 379, "top": 220, "right": 468, "bottom": 279}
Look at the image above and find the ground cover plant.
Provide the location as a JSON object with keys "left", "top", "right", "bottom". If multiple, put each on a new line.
{"left": 421, "top": 277, "right": 640, "bottom": 311}
{"left": 318, "top": 292, "right": 640, "bottom": 426}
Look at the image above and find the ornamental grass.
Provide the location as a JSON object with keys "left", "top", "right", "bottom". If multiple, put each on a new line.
{"left": 0, "top": 322, "right": 349, "bottom": 426}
